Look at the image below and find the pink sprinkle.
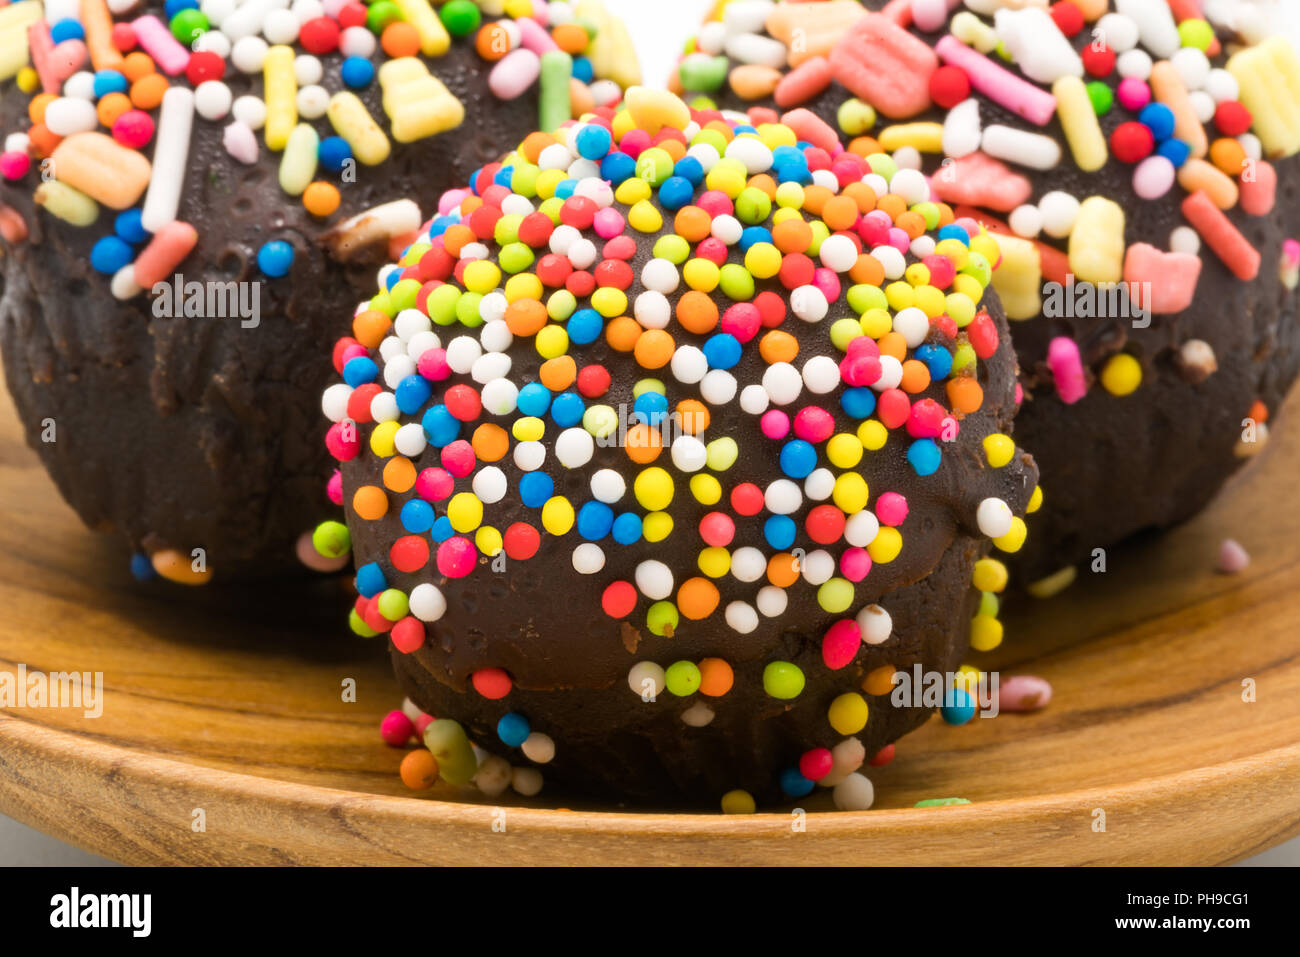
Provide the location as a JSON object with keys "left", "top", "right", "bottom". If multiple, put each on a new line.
{"left": 436, "top": 537, "right": 477, "bottom": 578}
{"left": 840, "top": 353, "right": 882, "bottom": 387}
{"left": 760, "top": 409, "right": 790, "bottom": 440}
{"left": 440, "top": 439, "right": 476, "bottom": 477}
{"left": 1217, "top": 538, "right": 1250, "bottom": 574}
{"left": 799, "top": 747, "right": 834, "bottom": 782}
{"left": 603, "top": 235, "right": 636, "bottom": 260}
{"left": 325, "top": 422, "right": 360, "bottom": 461}
{"left": 696, "top": 190, "right": 733, "bottom": 218}
{"left": 781, "top": 107, "right": 839, "bottom": 154}
{"left": 438, "top": 189, "right": 470, "bottom": 216}
{"left": 922, "top": 253, "right": 956, "bottom": 288}
{"left": 811, "top": 267, "right": 841, "bottom": 303}
{"left": 906, "top": 397, "right": 947, "bottom": 438}
{"left": 415, "top": 467, "right": 454, "bottom": 502}
{"left": 1283, "top": 239, "right": 1300, "bottom": 267}
{"left": 996, "top": 675, "right": 1053, "bottom": 713}
{"left": 698, "top": 512, "right": 735, "bottom": 548}
{"left": 593, "top": 207, "right": 624, "bottom": 238}
{"left": 840, "top": 547, "right": 872, "bottom": 581}
{"left": 876, "top": 491, "right": 909, "bottom": 527}
{"left": 327, "top": 469, "right": 344, "bottom": 505}
{"left": 619, "top": 128, "right": 650, "bottom": 159}
{"left": 1047, "top": 336, "right": 1088, "bottom": 404}
{"left": 340, "top": 342, "right": 369, "bottom": 366}
{"left": 887, "top": 226, "right": 911, "bottom": 254}
{"left": 1116, "top": 77, "right": 1151, "bottom": 112}
{"left": 517, "top": 15, "right": 558, "bottom": 54}
{"left": 720, "top": 303, "right": 762, "bottom": 342}
{"left": 415, "top": 713, "right": 436, "bottom": 736}
{"left": 0, "top": 151, "right": 30, "bottom": 181}
{"left": 416, "top": 347, "right": 450, "bottom": 381}
{"left": 821, "top": 619, "right": 862, "bottom": 670}
{"left": 794, "top": 406, "right": 835, "bottom": 443}
{"left": 380, "top": 710, "right": 415, "bottom": 747}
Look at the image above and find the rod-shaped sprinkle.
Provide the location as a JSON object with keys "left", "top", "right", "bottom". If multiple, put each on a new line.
{"left": 263, "top": 44, "right": 297, "bottom": 152}
{"left": 141, "top": 86, "right": 195, "bottom": 232}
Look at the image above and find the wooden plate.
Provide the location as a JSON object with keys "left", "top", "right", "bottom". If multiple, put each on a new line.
{"left": 1, "top": 369, "right": 1298, "bottom": 866}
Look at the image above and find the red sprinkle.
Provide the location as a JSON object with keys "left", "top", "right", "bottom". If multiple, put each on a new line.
{"left": 730, "top": 482, "right": 765, "bottom": 516}
{"left": 1214, "top": 100, "right": 1252, "bottom": 137}
{"left": 1049, "top": 1, "right": 1084, "bottom": 37}
{"left": 799, "top": 747, "right": 834, "bottom": 782}
{"left": 577, "top": 363, "right": 611, "bottom": 397}
{"left": 472, "top": 668, "right": 513, "bottom": 700}
{"left": 1111, "top": 121, "right": 1155, "bottom": 163}
{"left": 928, "top": 65, "right": 971, "bottom": 109}
{"left": 503, "top": 522, "right": 541, "bottom": 560}
{"left": 601, "top": 580, "right": 637, "bottom": 618}
{"left": 1081, "top": 43, "right": 1116, "bottom": 78}
{"left": 390, "top": 616, "right": 426, "bottom": 654}
{"left": 390, "top": 535, "right": 430, "bottom": 573}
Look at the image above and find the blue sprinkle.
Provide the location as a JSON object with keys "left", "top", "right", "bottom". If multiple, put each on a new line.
{"left": 779, "top": 439, "right": 817, "bottom": 479}
{"left": 764, "top": 514, "right": 796, "bottom": 550}
{"left": 554, "top": 178, "right": 577, "bottom": 199}
{"left": 1139, "top": 102, "right": 1176, "bottom": 141}
{"left": 1156, "top": 137, "right": 1190, "bottom": 168}
{"left": 519, "top": 471, "right": 554, "bottom": 508}
{"left": 571, "top": 56, "right": 594, "bottom": 84}
{"left": 550, "top": 391, "right": 585, "bottom": 427}
{"left": 342, "top": 355, "right": 378, "bottom": 387}
{"left": 702, "top": 333, "right": 742, "bottom": 370}
{"left": 915, "top": 343, "right": 953, "bottom": 381}
{"left": 941, "top": 687, "right": 977, "bottom": 725}
{"left": 779, "top": 767, "right": 815, "bottom": 798}
{"left": 421, "top": 404, "right": 460, "bottom": 447}
{"left": 497, "top": 712, "right": 531, "bottom": 747}
{"left": 256, "top": 240, "right": 294, "bottom": 277}
{"left": 354, "top": 562, "right": 388, "bottom": 599}
{"left": 400, "top": 499, "right": 436, "bottom": 534}
{"left": 517, "top": 382, "right": 553, "bottom": 417}
{"left": 395, "top": 374, "right": 434, "bottom": 415}
{"left": 657, "top": 175, "right": 694, "bottom": 210}
{"left": 840, "top": 386, "right": 877, "bottom": 420}
{"left": 340, "top": 56, "right": 376, "bottom": 89}
{"left": 673, "top": 155, "right": 704, "bottom": 186}
{"left": 738, "top": 225, "right": 773, "bottom": 252}
{"left": 129, "top": 553, "right": 156, "bottom": 582}
{"left": 575, "top": 123, "right": 612, "bottom": 160}
{"left": 600, "top": 150, "right": 636, "bottom": 185}
{"left": 383, "top": 267, "right": 402, "bottom": 291}
{"left": 938, "top": 224, "right": 971, "bottom": 245}
{"left": 90, "top": 236, "right": 133, "bottom": 275}
{"left": 50, "top": 18, "right": 86, "bottom": 43}
{"left": 431, "top": 516, "right": 454, "bottom": 542}
{"left": 92, "top": 70, "right": 128, "bottom": 98}
{"left": 318, "top": 136, "right": 352, "bottom": 172}
{"left": 733, "top": 124, "right": 758, "bottom": 135}
{"left": 632, "top": 391, "right": 668, "bottom": 426}
{"left": 567, "top": 307, "right": 604, "bottom": 345}
{"left": 907, "top": 438, "right": 942, "bottom": 476}
{"left": 577, "top": 501, "right": 614, "bottom": 540}
{"left": 114, "top": 208, "right": 150, "bottom": 244}
{"left": 611, "top": 512, "right": 642, "bottom": 545}
{"left": 427, "top": 214, "right": 455, "bottom": 238}
{"left": 494, "top": 165, "right": 514, "bottom": 188}
{"left": 164, "top": 0, "right": 199, "bottom": 16}
{"left": 467, "top": 166, "right": 484, "bottom": 194}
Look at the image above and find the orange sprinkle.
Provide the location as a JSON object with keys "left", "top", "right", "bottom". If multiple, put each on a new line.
{"left": 947, "top": 375, "right": 984, "bottom": 414}
{"left": 625, "top": 423, "right": 663, "bottom": 463}
{"left": 842, "top": 181, "right": 878, "bottom": 213}
{"left": 800, "top": 184, "right": 832, "bottom": 216}
{"left": 899, "top": 358, "right": 931, "bottom": 394}
{"left": 538, "top": 354, "right": 577, "bottom": 391}
{"left": 849, "top": 253, "right": 885, "bottom": 286}
{"left": 677, "top": 577, "right": 721, "bottom": 620}
{"left": 935, "top": 202, "right": 955, "bottom": 226}
{"left": 746, "top": 173, "right": 777, "bottom": 198}
{"left": 399, "top": 749, "right": 439, "bottom": 790}
{"left": 863, "top": 665, "right": 897, "bottom": 696}
{"left": 569, "top": 77, "right": 594, "bottom": 119}
{"left": 95, "top": 92, "right": 132, "bottom": 129}
{"left": 28, "top": 93, "right": 55, "bottom": 125}
{"left": 675, "top": 290, "right": 719, "bottom": 334}
{"left": 381, "top": 21, "right": 421, "bottom": 58}
{"left": 441, "top": 223, "right": 475, "bottom": 256}
{"left": 303, "top": 181, "right": 341, "bottom": 217}
{"left": 26, "top": 123, "right": 61, "bottom": 158}
{"left": 122, "top": 51, "right": 156, "bottom": 82}
{"left": 505, "top": 298, "right": 547, "bottom": 337}
{"left": 674, "top": 205, "right": 712, "bottom": 242}
{"left": 821, "top": 195, "right": 859, "bottom": 231}
{"left": 353, "top": 309, "right": 393, "bottom": 348}
{"left": 1209, "top": 137, "right": 1246, "bottom": 176}
{"left": 876, "top": 193, "right": 907, "bottom": 222}
{"left": 658, "top": 138, "right": 687, "bottom": 163}
{"left": 605, "top": 316, "right": 642, "bottom": 352}
{"left": 698, "top": 657, "right": 734, "bottom": 696}
{"left": 849, "top": 135, "right": 883, "bottom": 157}
{"left": 759, "top": 329, "right": 799, "bottom": 364}
{"left": 633, "top": 329, "right": 674, "bottom": 369}
{"left": 458, "top": 195, "right": 484, "bottom": 217}
{"left": 129, "top": 73, "right": 169, "bottom": 111}
{"left": 475, "top": 23, "right": 511, "bottom": 61}
{"left": 772, "top": 217, "right": 812, "bottom": 253}
{"left": 675, "top": 399, "right": 710, "bottom": 435}
{"left": 471, "top": 423, "right": 509, "bottom": 462}
{"left": 766, "top": 552, "right": 800, "bottom": 588}
{"left": 877, "top": 331, "right": 907, "bottom": 361}
{"left": 520, "top": 131, "right": 556, "bottom": 164}
{"left": 895, "top": 210, "right": 927, "bottom": 240}
{"left": 551, "top": 22, "right": 590, "bottom": 54}
{"left": 1249, "top": 399, "right": 1269, "bottom": 424}
{"left": 703, "top": 119, "right": 735, "bottom": 141}
{"left": 352, "top": 485, "right": 388, "bottom": 521}
{"left": 383, "top": 456, "right": 417, "bottom": 493}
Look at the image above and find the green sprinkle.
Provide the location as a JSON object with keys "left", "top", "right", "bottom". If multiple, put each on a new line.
{"left": 647, "top": 600, "right": 679, "bottom": 637}
{"left": 312, "top": 520, "right": 350, "bottom": 559}
{"left": 763, "top": 661, "right": 805, "bottom": 700}
{"left": 665, "top": 661, "right": 702, "bottom": 696}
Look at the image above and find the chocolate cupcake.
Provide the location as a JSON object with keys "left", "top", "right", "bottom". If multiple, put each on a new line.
{"left": 321, "top": 88, "right": 1039, "bottom": 806}
{"left": 674, "top": 0, "right": 1300, "bottom": 585}
{"left": 0, "top": 0, "right": 639, "bottom": 583}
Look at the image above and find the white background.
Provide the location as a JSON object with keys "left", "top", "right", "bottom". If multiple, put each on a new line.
{"left": 2, "top": 0, "right": 1295, "bottom": 866}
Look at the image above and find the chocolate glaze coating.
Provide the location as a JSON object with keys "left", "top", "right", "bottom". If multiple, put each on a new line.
{"left": 0, "top": 20, "right": 539, "bottom": 578}
{"left": 697, "top": 1, "right": 1300, "bottom": 581}
{"left": 342, "top": 211, "right": 1037, "bottom": 803}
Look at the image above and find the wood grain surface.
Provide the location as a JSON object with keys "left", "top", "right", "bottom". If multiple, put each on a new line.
{"left": 1, "top": 368, "right": 1298, "bottom": 865}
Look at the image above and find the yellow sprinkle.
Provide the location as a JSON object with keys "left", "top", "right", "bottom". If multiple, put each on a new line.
{"left": 263, "top": 45, "right": 298, "bottom": 152}
{"left": 542, "top": 496, "right": 575, "bottom": 535}
{"left": 878, "top": 122, "right": 944, "bottom": 153}
{"left": 969, "top": 615, "right": 1003, "bottom": 652}
{"left": 614, "top": 177, "right": 651, "bottom": 205}
{"left": 993, "top": 516, "right": 1028, "bottom": 554}
{"left": 379, "top": 58, "right": 465, "bottom": 143}
{"left": 1067, "top": 196, "right": 1125, "bottom": 286}
{"left": 328, "top": 91, "right": 391, "bottom": 166}
{"left": 982, "top": 433, "right": 1015, "bottom": 468}
{"left": 278, "top": 123, "right": 319, "bottom": 196}
{"left": 394, "top": 0, "right": 451, "bottom": 57}
{"left": 867, "top": 526, "right": 902, "bottom": 564}
{"left": 1227, "top": 36, "right": 1300, "bottom": 159}
{"left": 1100, "top": 353, "right": 1142, "bottom": 396}
{"left": 643, "top": 511, "right": 673, "bottom": 542}
{"left": 623, "top": 86, "right": 689, "bottom": 135}
{"left": 33, "top": 181, "right": 100, "bottom": 227}
{"left": 1052, "top": 75, "right": 1107, "bottom": 172}
{"left": 369, "top": 420, "right": 399, "bottom": 457}
{"left": 971, "top": 558, "right": 1008, "bottom": 593}
{"left": 1027, "top": 485, "right": 1043, "bottom": 514}
{"left": 628, "top": 199, "right": 663, "bottom": 232}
